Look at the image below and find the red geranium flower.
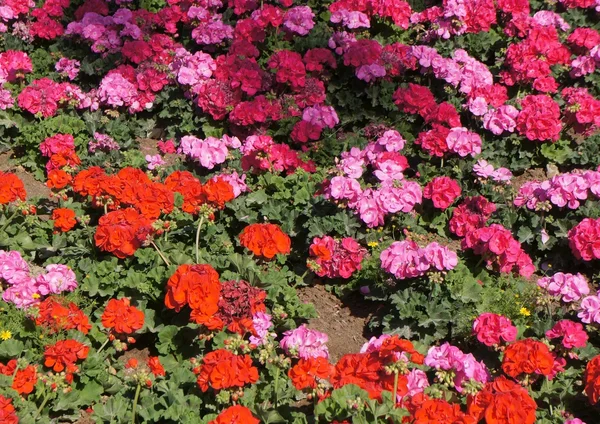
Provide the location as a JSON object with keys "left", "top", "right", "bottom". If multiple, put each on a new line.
{"left": 101, "top": 298, "right": 145, "bottom": 334}
{"left": 239, "top": 223, "right": 291, "bottom": 259}
{"left": 209, "top": 405, "right": 259, "bottom": 424}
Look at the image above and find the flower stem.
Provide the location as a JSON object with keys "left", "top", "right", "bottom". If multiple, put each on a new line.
{"left": 34, "top": 390, "right": 52, "bottom": 420}
{"left": 195, "top": 216, "right": 205, "bottom": 264}
{"left": 0, "top": 209, "right": 18, "bottom": 233}
{"left": 392, "top": 370, "right": 399, "bottom": 408}
{"left": 131, "top": 383, "right": 141, "bottom": 424}
{"left": 151, "top": 241, "right": 171, "bottom": 267}
{"left": 97, "top": 337, "right": 111, "bottom": 354}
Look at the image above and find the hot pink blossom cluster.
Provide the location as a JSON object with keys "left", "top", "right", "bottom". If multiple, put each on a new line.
{"left": 283, "top": 6, "right": 314, "bottom": 36}
{"left": 329, "top": 0, "right": 412, "bottom": 30}
{"left": 98, "top": 65, "right": 167, "bottom": 113}
{"left": 562, "top": 87, "right": 600, "bottom": 136}
{"left": 40, "top": 133, "right": 75, "bottom": 158}
{"left": 280, "top": 324, "right": 329, "bottom": 359}
{"left": 423, "top": 176, "right": 461, "bottom": 209}
{"left": 240, "top": 134, "right": 316, "bottom": 175}
{"left": 516, "top": 95, "right": 562, "bottom": 142}
{"left": 537, "top": 273, "right": 590, "bottom": 303}
{"left": 449, "top": 196, "right": 496, "bottom": 237}
{"left": 0, "top": 250, "right": 77, "bottom": 308}
{"left": 568, "top": 218, "right": 600, "bottom": 261}
{"left": 380, "top": 240, "right": 458, "bottom": 280}
{"left": 546, "top": 320, "right": 588, "bottom": 350}
{"left": 472, "top": 313, "right": 517, "bottom": 346}
{"left": 0, "top": 50, "right": 32, "bottom": 82}
{"left": 425, "top": 342, "right": 489, "bottom": 392}
{"left": 17, "top": 78, "right": 95, "bottom": 117}
{"left": 514, "top": 170, "right": 600, "bottom": 211}
{"left": 463, "top": 224, "right": 535, "bottom": 277}
{"left": 308, "top": 236, "right": 367, "bottom": 279}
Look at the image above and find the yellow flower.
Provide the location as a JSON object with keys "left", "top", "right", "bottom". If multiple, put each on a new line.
{"left": 519, "top": 307, "right": 531, "bottom": 317}
{"left": 0, "top": 331, "right": 12, "bottom": 341}
{"left": 32, "top": 293, "right": 40, "bottom": 299}
{"left": 367, "top": 241, "right": 379, "bottom": 248}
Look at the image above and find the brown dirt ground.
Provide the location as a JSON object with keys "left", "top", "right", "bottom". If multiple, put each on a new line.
{"left": 137, "top": 138, "right": 178, "bottom": 168}
{"left": 298, "top": 285, "right": 381, "bottom": 362}
{"left": 0, "top": 152, "right": 50, "bottom": 199}
{"left": 512, "top": 167, "right": 547, "bottom": 191}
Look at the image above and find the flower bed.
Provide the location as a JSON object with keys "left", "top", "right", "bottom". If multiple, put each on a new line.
{"left": 0, "top": 0, "right": 600, "bottom": 422}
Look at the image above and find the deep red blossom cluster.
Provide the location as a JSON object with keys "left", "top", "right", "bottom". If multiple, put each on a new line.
{"left": 515, "top": 95, "right": 562, "bottom": 142}
{"left": 308, "top": 236, "right": 366, "bottom": 279}
{"left": 214, "top": 280, "right": 267, "bottom": 335}
{"left": 463, "top": 223, "right": 535, "bottom": 277}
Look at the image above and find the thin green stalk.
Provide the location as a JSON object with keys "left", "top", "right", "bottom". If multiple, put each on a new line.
{"left": 195, "top": 216, "right": 205, "bottom": 264}
{"left": 131, "top": 383, "right": 141, "bottom": 424}
{"left": 97, "top": 337, "right": 111, "bottom": 354}
{"left": 34, "top": 390, "right": 52, "bottom": 420}
{"left": 0, "top": 209, "right": 18, "bottom": 233}
{"left": 151, "top": 241, "right": 171, "bottom": 267}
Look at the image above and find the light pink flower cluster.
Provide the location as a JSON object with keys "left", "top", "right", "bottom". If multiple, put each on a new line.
{"left": 514, "top": 171, "right": 600, "bottom": 211}
{"left": 472, "top": 313, "right": 517, "bottom": 346}
{"left": 578, "top": 295, "right": 600, "bottom": 324}
{"left": 146, "top": 154, "right": 166, "bottom": 170}
{"left": 308, "top": 236, "right": 367, "bottom": 279}
{"left": 98, "top": 72, "right": 145, "bottom": 112}
{"left": 179, "top": 135, "right": 232, "bottom": 169}
{"left": 280, "top": 324, "right": 329, "bottom": 359}
{"left": 463, "top": 223, "right": 535, "bottom": 277}
{"left": 425, "top": 342, "right": 489, "bottom": 392}
{"left": 170, "top": 48, "right": 216, "bottom": 86}
{"left": 330, "top": 9, "right": 370, "bottom": 29}
{"left": 0, "top": 250, "right": 77, "bottom": 308}
{"left": 445, "top": 127, "right": 482, "bottom": 157}
{"left": 380, "top": 240, "right": 458, "bottom": 280}
{"left": 302, "top": 105, "right": 340, "bottom": 129}
{"left": 483, "top": 105, "right": 519, "bottom": 135}
{"left": 88, "top": 132, "right": 120, "bottom": 153}
{"left": 546, "top": 320, "right": 588, "bottom": 349}
{"left": 537, "top": 273, "right": 590, "bottom": 303}
{"left": 472, "top": 159, "right": 513, "bottom": 183}
{"left": 283, "top": 6, "right": 315, "bottom": 36}
{"left": 211, "top": 171, "right": 248, "bottom": 198}
{"left": 249, "top": 312, "right": 275, "bottom": 346}
{"left": 55, "top": 57, "right": 80, "bottom": 80}
{"left": 568, "top": 218, "right": 600, "bottom": 261}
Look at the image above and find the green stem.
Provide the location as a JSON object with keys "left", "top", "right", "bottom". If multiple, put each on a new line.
{"left": 151, "top": 241, "right": 171, "bottom": 267}
{"left": 131, "top": 383, "right": 141, "bottom": 424}
{"left": 0, "top": 209, "right": 18, "bottom": 233}
{"left": 273, "top": 367, "right": 279, "bottom": 407}
{"left": 195, "top": 216, "right": 205, "bottom": 264}
{"left": 97, "top": 337, "right": 111, "bottom": 354}
{"left": 104, "top": 203, "right": 108, "bottom": 215}
{"left": 393, "top": 370, "right": 399, "bottom": 408}
{"left": 34, "top": 390, "right": 52, "bottom": 420}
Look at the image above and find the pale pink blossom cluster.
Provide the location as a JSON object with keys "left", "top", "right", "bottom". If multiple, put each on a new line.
{"left": 330, "top": 9, "right": 370, "bottom": 29}
{"left": 483, "top": 105, "right": 519, "bottom": 135}
{"left": 145, "top": 154, "right": 166, "bottom": 170}
{"left": 179, "top": 135, "right": 237, "bottom": 169}
{"left": 472, "top": 159, "right": 513, "bottom": 183}
{"left": 283, "top": 6, "right": 315, "bottom": 36}
{"left": 328, "top": 31, "right": 357, "bottom": 55}
{"left": 302, "top": 105, "right": 340, "bottom": 129}
{"left": 537, "top": 273, "right": 590, "bottom": 303}
{"left": 170, "top": 48, "right": 216, "bottom": 86}
{"left": 98, "top": 72, "right": 145, "bottom": 112}
{"left": 445, "top": 127, "right": 482, "bottom": 157}
{"left": 514, "top": 170, "right": 600, "bottom": 211}
{"left": 425, "top": 342, "right": 489, "bottom": 392}
{"left": 249, "top": 312, "right": 275, "bottom": 346}
{"left": 532, "top": 11, "right": 571, "bottom": 31}
{"left": 280, "top": 324, "right": 330, "bottom": 359}
{"left": 55, "top": 57, "right": 80, "bottom": 80}
{"left": 578, "top": 295, "right": 600, "bottom": 324}
{"left": 210, "top": 171, "right": 248, "bottom": 198}
{"left": 380, "top": 240, "right": 458, "bottom": 280}
{"left": 88, "top": 132, "right": 120, "bottom": 153}
{"left": 66, "top": 9, "right": 142, "bottom": 54}
{"left": 0, "top": 250, "right": 77, "bottom": 308}
{"left": 191, "top": 16, "right": 233, "bottom": 45}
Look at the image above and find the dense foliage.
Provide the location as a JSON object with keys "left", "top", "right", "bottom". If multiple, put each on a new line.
{"left": 0, "top": 0, "right": 600, "bottom": 423}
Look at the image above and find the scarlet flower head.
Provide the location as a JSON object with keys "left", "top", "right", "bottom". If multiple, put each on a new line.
{"left": 0, "top": 394, "right": 18, "bottom": 424}
{"left": 208, "top": 405, "right": 259, "bottom": 424}
{"left": 0, "top": 172, "right": 27, "bottom": 205}
{"left": 44, "top": 339, "right": 89, "bottom": 376}
{"left": 502, "top": 339, "right": 554, "bottom": 379}
{"left": 101, "top": 298, "right": 145, "bottom": 335}
{"left": 35, "top": 296, "right": 91, "bottom": 334}
{"left": 94, "top": 208, "right": 154, "bottom": 258}
{"left": 239, "top": 223, "right": 291, "bottom": 259}
{"left": 468, "top": 376, "right": 537, "bottom": 424}
{"left": 194, "top": 349, "right": 259, "bottom": 392}
{"left": 288, "top": 357, "right": 333, "bottom": 390}
{"left": 0, "top": 360, "right": 37, "bottom": 395}
{"left": 52, "top": 208, "right": 77, "bottom": 232}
